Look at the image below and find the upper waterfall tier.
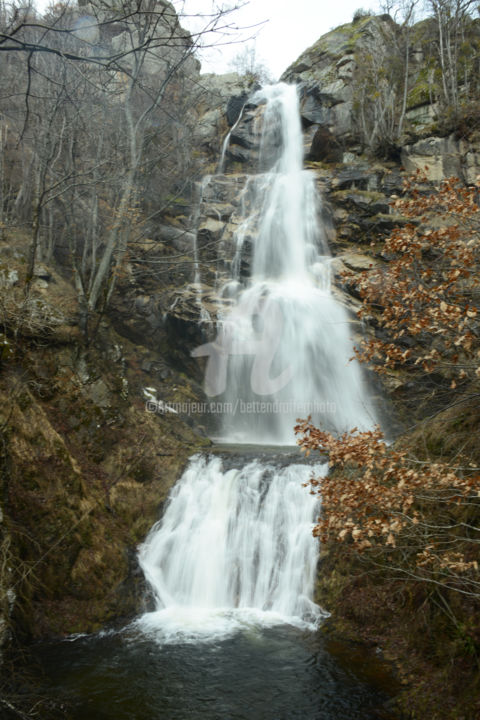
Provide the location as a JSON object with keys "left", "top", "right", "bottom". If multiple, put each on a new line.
{"left": 192, "top": 83, "right": 377, "bottom": 444}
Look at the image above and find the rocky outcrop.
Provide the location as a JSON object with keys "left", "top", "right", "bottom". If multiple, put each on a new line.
{"left": 402, "top": 134, "right": 480, "bottom": 183}
{"left": 278, "top": 13, "right": 480, "bottom": 184}
{"left": 281, "top": 15, "right": 396, "bottom": 147}
{"left": 73, "top": 0, "right": 200, "bottom": 77}
{"left": 323, "top": 164, "right": 407, "bottom": 249}
{"left": 194, "top": 73, "right": 259, "bottom": 157}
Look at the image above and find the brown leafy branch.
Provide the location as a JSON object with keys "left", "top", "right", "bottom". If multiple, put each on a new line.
{"left": 295, "top": 418, "right": 480, "bottom": 589}
{"left": 349, "top": 172, "right": 480, "bottom": 382}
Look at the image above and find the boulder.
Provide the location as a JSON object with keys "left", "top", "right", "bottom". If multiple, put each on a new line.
{"left": 33, "top": 264, "right": 52, "bottom": 281}
{"left": 204, "top": 202, "right": 236, "bottom": 222}
{"left": 0, "top": 269, "right": 19, "bottom": 287}
{"left": 157, "top": 224, "right": 196, "bottom": 254}
{"left": 331, "top": 164, "right": 380, "bottom": 190}
{"left": 308, "top": 126, "right": 344, "bottom": 163}
{"left": 330, "top": 188, "right": 390, "bottom": 214}
{"left": 333, "top": 252, "right": 377, "bottom": 273}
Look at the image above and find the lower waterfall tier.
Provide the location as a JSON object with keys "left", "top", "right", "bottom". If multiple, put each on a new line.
{"left": 136, "top": 453, "right": 328, "bottom": 644}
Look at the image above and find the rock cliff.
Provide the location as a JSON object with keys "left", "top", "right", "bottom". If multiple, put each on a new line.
{"left": 280, "top": 13, "right": 480, "bottom": 181}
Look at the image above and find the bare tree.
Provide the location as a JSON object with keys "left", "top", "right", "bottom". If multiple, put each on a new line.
{"left": 0, "top": 0, "right": 239, "bottom": 71}
{"left": 352, "top": 16, "right": 402, "bottom": 155}
{"left": 427, "top": 0, "right": 478, "bottom": 111}
{"left": 228, "top": 41, "right": 273, "bottom": 84}
{"left": 382, "top": 0, "right": 421, "bottom": 135}
{"left": 352, "top": 4, "right": 425, "bottom": 155}
{"left": 0, "top": 0, "right": 244, "bottom": 338}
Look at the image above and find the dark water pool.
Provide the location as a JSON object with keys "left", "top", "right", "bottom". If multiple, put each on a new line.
{"left": 28, "top": 622, "right": 399, "bottom": 720}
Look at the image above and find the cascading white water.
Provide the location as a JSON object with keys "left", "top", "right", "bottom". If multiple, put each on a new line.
{"left": 137, "top": 454, "right": 327, "bottom": 643}
{"left": 137, "top": 83, "right": 375, "bottom": 646}
{"left": 213, "top": 83, "right": 376, "bottom": 444}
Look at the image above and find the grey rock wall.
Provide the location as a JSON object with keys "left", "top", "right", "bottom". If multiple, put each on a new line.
{"left": 402, "top": 135, "right": 480, "bottom": 184}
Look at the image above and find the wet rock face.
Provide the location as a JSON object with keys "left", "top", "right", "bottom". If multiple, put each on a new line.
{"left": 226, "top": 93, "right": 250, "bottom": 125}
{"left": 195, "top": 73, "right": 259, "bottom": 157}
{"left": 111, "top": 13, "right": 480, "bottom": 445}
{"left": 194, "top": 173, "right": 253, "bottom": 278}
{"left": 221, "top": 91, "right": 348, "bottom": 169}
{"left": 159, "top": 172, "right": 253, "bottom": 357}
{"left": 224, "top": 103, "right": 263, "bottom": 168}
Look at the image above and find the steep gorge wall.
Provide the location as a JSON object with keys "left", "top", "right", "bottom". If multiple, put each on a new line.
{"left": 0, "top": 315, "right": 208, "bottom": 642}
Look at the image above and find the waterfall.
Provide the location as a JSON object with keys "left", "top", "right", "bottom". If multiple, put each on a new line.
{"left": 137, "top": 83, "right": 376, "bottom": 645}
{"left": 207, "top": 83, "right": 376, "bottom": 444}
{"left": 137, "top": 454, "right": 328, "bottom": 643}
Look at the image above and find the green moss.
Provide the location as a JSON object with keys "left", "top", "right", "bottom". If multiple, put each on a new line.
{"left": 0, "top": 311, "right": 208, "bottom": 643}
{"left": 407, "top": 64, "right": 437, "bottom": 110}
{"left": 16, "top": 391, "right": 33, "bottom": 412}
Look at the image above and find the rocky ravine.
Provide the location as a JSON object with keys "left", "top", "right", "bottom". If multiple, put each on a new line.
{"left": 2, "top": 9, "right": 480, "bottom": 656}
